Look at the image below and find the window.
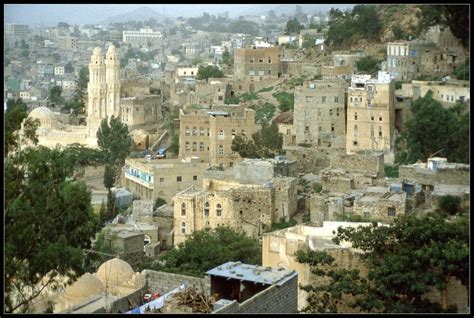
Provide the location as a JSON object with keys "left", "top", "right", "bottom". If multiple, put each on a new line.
{"left": 379, "top": 127, "right": 382, "bottom": 137}
{"left": 181, "top": 222, "right": 186, "bottom": 234}
{"left": 193, "top": 175, "right": 198, "bottom": 181}
{"left": 306, "top": 96, "right": 313, "bottom": 103}
{"left": 199, "top": 142, "right": 204, "bottom": 151}
{"left": 250, "top": 57, "right": 255, "bottom": 63}
{"left": 185, "top": 127, "right": 190, "bottom": 136}
{"left": 268, "top": 57, "right": 272, "bottom": 63}
{"left": 388, "top": 207, "right": 396, "bottom": 217}
{"left": 354, "top": 112, "right": 358, "bottom": 120}
{"left": 185, "top": 142, "right": 190, "bottom": 151}
{"left": 321, "top": 96, "right": 326, "bottom": 103}
{"left": 192, "top": 142, "right": 197, "bottom": 151}
{"left": 216, "top": 203, "right": 222, "bottom": 216}
{"left": 218, "top": 129, "right": 225, "bottom": 140}
{"left": 207, "top": 128, "right": 210, "bottom": 136}
{"left": 200, "top": 127, "right": 205, "bottom": 136}
{"left": 231, "top": 129, "right": 236, "bottom": 140}
{"left": 329, "top": 109, "right": 333, "bottom": 116}
{"left": 160, "top": 177, "right": 164, "bottom": 183}
{"left": 318, "top": 126, "right": 321, "bottom": 131}
{"left": 371, "top": 116, "right": 374, "bottom": 121}
{"left": 364, "top": 210, "right": 370, "bottom": 219}
{"left": 259, "top": 57, "right": 264, "bottom": 63}
{"left": 353, "top": 140, "right": 358, "bottom": 146}
{"left": 218, "top": 144, "right": 224, "bottom": 156}
{"left": 379, "top": 116, "right": 382, "bottom": 121}
{"left": 192, "top": 127, "right": 197, "bottom": 136}
{"left": 241, "top": 129, "right": 246, "bottom": 137}
{"left": 331, "top": 124, "right": 335, "bottom": 132}
{"left": 317, "top": 108, "right": 321, "bottom": 116}
{"left": 334, "top": 96, "right": 339, "bottom": 103}
{"left": 181, "top": 203, "right": 186, "bottom": 216}
{"left": 177, "top": 176, "right": 182, "bottom": 182}
{"left": 371, "top": 127, "right": 374, "bottom": 137}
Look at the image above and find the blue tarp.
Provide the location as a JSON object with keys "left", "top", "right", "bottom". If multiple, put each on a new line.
{"left": 126, "top": 282, "right": 188, "bottom": 314}
{"left": 157, "top": 148, "right": 167, "bottom": 155}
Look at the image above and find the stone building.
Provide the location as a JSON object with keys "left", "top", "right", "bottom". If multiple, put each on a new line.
{"left": 123, "top": 156, "right": 208, "bottom": 204}
{"left": 178, "top": 105, "right": 256, "bottom": 167}
{"left": 188, "top": 78, "right": 230, "bottom": 106}
{"left": 120, "top": 95, "right": 162, "bottom": 129}
{"left": 123, "top": 28, "right": 163, "bottom": 47}
{"left": 399, "top": 80, "right": 470, "bottom": 107}
{"left": 172, "top": 158, "right": 298, "bottom": 246}
{"left": 346, "top": 71, "right": 395, "bottom": 155}
{"left": 294, "top": 80, "right": 348, "bottom": 148}
{"left": 233, "top": 47, "right": 279, "bottom": 82}
{"left": 352, "top": 186, "right": 407, "bottom": 222}
{"left": 385, "top": 41, "right": 436, "bottom": 80}
{"left": 105, "top": 230, "right": 145, "bottom": 268}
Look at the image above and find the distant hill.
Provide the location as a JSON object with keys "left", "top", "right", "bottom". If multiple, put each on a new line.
{"left": 100, "top": 6, "right": 168, "bottom": 25}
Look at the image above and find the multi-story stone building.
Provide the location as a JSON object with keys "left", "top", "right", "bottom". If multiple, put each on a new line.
{"left": 178, "top": 105, "right": 256, "bottom": 167}
{"left": 294, "top": 80, "right": 348, "bottom": 148}
{"left": 233, "top": 47, "right": 279, "bottom": 82}
{"left": 123, "top": 28, "right": 163, "bottom": 47}
{"left": 399, "top": 80, "right": 470, "bottom": 107}
{"left": 123, "top": 156, "right": 208, "bottom": 204}
{"left": 120, "top": 95, "right": 162, "bottom": 128}
{"left": 346, "top": 71, "right": 395, "bottom": 154}
{"left": 385, "top": 41, "right": 436, "bottom": 80}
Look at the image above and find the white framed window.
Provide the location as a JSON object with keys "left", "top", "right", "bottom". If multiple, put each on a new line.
{"left": 218, "top": 129, "right": 225, "bottom": 140}
{"left": 181, "top": 222, "right": 186, "bottom": 234}
{"left": 199, "top": 142, "right": 205, "bottom": 151}
{"left": 181, "top": 203, "right": 186, "bottom": 216}
{"left": 218, "top": 144, "right": 224, "bottom": 156}
{"left": 185, "top": 127, "right": 190, "bottom": 136}
{"left": 185, "top": 142, "right": 190, "bottom": 151}
{"left": 216, "top": 203, "right": 222, "bottom": 216}
{"left": 200, "top": 127, "right": 205, "bottom": 136}
{"left": 204, "top": 202, "right": 210, "bottom": 217}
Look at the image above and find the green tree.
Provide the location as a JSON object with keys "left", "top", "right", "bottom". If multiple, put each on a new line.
{"left": 96, "top": 115, "right": 133, "bottom": 167}
{"left": 392, "top": 24, "right": 405, "bottom": 40}
{"left": 5, "top": 146, "right": 99, "bottom": 313}
{"left": 285, "top": 18, "right": 304, "bottom": 34}
{"left": 356, "top": 55, "right": 380, "bottom": 74}
{"left": 272, "top": 91, "right": 294, "bottom": 111}
{"left": 452, "top": 59, "right": 469, "bottom": 80}
{"left": 222, "top": 49, "right": 233, "bottom": 66}
{"left": 297, "top": 212, "right": 468, "bottom": 313}
{"left": 83, "top": 229, "right": 119, "bottom": 273}
{"left": 154, "top": 197, "right": 167, "bottom": 210}
{"left": 232, "top": 123, "right": 283, "bottom": 159}
{"left": 5, "top": 99, "right": 38, "bottom": 156}
{"left": 397, "top": 91, "right": 466, "bottom": 164}
{"left": 196, "top": 65, "right": 224, "bottom": 82}
{"left": 103, "top": 164, "right": 117, "bottom": 190}
{"left": 141, "top": 227, "right": 262, "bottom": 277}
{"left": 231, "top": 135, "right": 260, "bottom": 159}
{"left": 269, "top": 217, "right": 297, "bottom": 231}
{"left": 437, "top": 195, "right": 463, "bottom": 216}
{"left": 49, "top": 85, "right": 64, "bottom": 105}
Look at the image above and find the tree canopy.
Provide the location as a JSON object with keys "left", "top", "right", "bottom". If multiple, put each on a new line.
{"left": 232, "top": 122, "right": 283, "bottom": 159}
{"left": 296, "top": 212, "right": 469, "bottom": 313}
{"left": 49, "top": 85, "right": 64, "bottom": 105}
{"left": 140, "top": 227, "right": 262, "bottom": 277}
{"left": 96, "top": 115, "right": 133, "bottom": 167}
{"left": 285, "top": 18, "right": 304, "bottom": 35}
{"left": 5, "top": 99, "right": 40, "bottom": 156}
{"left": 356, "top": 55, "right": 381, "bottom": 75}
{"left": 196, "top": 65, "right": 224, "bottom": 82}
{"left": 396, "top": 91, "right": 469, "bottom": 164}
{"left": 5, "top": 146, "right": 99, "bottom": 313}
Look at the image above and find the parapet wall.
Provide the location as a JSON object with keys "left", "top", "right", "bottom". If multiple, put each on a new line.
{"left": 143, "top": 270, "right": 210, "bottom": 296}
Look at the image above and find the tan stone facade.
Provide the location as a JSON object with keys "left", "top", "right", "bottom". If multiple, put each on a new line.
{"left": 294, "top": 80, "right": 348, "bottom": 148}
{"left": 346, "top": 72, "right": 395, "bottom": 154}
{"left": 123, "top": 157, "right": 208, "bottom": 204}
{"left": 120, "top": 95, "right": 163, "bottom": 128}
{"left": 233, "top": 47, "right": 279, "bottom": 82}
{"left": 178, "top": 106, "right": 256, "bottom": 167}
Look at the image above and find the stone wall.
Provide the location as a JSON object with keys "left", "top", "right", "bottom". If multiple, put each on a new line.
{"left": 212, "top": 274, "right": 298, "bottom": 314}
{"left": 330, "top": 152, "right": 385, "bottom": 178}
{"left": 399, "top": 165, "right": 470, "bottom": 186}
{"left": 143, "top": 270, "right": 210, "bottom": 296}
{"left": 284, "top": 146, "right": 344, "bottom": 174}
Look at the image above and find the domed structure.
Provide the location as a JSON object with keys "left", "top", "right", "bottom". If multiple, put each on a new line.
{"left": 106, "top": 44, "right": 116, "bottom": 54}
{"left": 64, "top": 273, "right": 105, "bottom": 300}
{"left": 28, "top": 107, "right": 57, "bottom": 129}
{"left": 96, "top": 258, "right": 135, "bottom": 288}
{"left": 93, "top": 47, "right": 102, "bottom": 55}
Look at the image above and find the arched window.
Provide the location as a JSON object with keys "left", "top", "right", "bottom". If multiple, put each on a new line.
{"left": 199, "top": 142, "right": 205, "bottom": 151}
{"left": 192, "top": 142, "right": 197, "bottom": 151}
{"left": 181, "top": 222, "right": 186, "bottom": 234}
{"left": 204, "top": 202, "right": 210, "bottom": 217}
{"left": 218, "top": 145, "right": 224, "bottom": 156}
{"left": 216, "top": 203, "right": 222, "bottom": 217}
{"left": 218, "top": 129, "right": 225, "bottom": 140}
{"left": 181, "top": 203, "right": 186, "bottom": 216}
{"left": 185, "top": 127, "right": 190, "bottom": 136}
{"left": 185, "top": 142, "right": 190, "bottom": 151}
{"left": 200, "top": 127, "right": 205, "bottom": 136}
{"left": 354, "top": 112, "right": 358, "bottom": 120}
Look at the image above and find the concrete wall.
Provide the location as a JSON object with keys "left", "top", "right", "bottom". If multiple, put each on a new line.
{"left": 212, "top": 274, "right": 298, "bottom": 314}
{"left": 143, "top": 270, "right": 210, "bottom": 296}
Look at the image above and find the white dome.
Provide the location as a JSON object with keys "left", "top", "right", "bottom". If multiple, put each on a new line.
{"left": 64, "top": 273, "right": 104, "bottom": 300}
{"left": 28, "top": 107, "right": 55, "bottom": 121}
{"left": 96, "top": 258, "right": 135, "bottom": 287}
{"left": 93, "top": 47, "right": 102, "bottom": 55}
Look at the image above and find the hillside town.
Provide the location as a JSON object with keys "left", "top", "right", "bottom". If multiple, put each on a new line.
{"left": 4, "top": 4, "right": 470, "bottom": 315}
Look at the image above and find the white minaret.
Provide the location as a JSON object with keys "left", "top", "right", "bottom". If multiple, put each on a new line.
{"left": 87, "top": 46, "right": 107, "bottom": 137}
{"left": 105, "top": 44, "right": 121, "bottom": 118}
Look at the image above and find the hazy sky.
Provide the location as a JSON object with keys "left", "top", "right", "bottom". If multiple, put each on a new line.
{"left": 4, "top": 4, "right": 354, "bottom": 26}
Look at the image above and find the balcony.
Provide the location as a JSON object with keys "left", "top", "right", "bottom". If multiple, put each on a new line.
{"left": 125, "top": 172, "right": 154, "bottom": 189}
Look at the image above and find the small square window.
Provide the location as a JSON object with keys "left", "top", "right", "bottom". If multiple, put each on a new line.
{"left": 160, "top": 178, "right": 164, "bottom": 183}
{"left": 193, "top": 175, "right": 197, "bottom": 181}
{"left": 353, "top": 141, "right": 358, "bottom": 146}
{"left": 388, "top": 207, "right": 396, "bottom": 217}
{"left": 177, "top": 176, "right": 182, "bottom": 182}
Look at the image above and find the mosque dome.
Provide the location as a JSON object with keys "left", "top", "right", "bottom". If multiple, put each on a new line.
{"left": 63, "top": 273, "right": 105, "bottom": 300}
{"left": 28, "top": 107, "right": 57, "bottom": 129}
{"left": 93, "top": 47, "right": 102, "bottom": 55}
{"left": 96, "top": 258, "right": 135, "bottom": 287}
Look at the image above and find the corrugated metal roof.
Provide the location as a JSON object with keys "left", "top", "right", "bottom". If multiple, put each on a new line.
{"left": 206, "top": 262, "right": 297, "bottom": 286}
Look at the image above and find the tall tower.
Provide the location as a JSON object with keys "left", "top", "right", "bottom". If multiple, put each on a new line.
{"left": 105, "top": 44, "right": 121, "bottom": 118}
{"left": 87, "top": 46, "right": 107, "bottom": 137}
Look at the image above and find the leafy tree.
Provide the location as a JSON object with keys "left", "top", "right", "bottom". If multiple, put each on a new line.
{"left": 154, "top": 197, "right": 167, "bottom": 210}
{"left": 5, "top": 146, "right": 99, "bottom": 312}
{"left": 397, "top": 91, "right": 467, "bottom": 164}
{"left": 5, "top": 99, "right": 32, "bottom": 156}
{"left": 269, "top": 217, "right": 297, "bottom": 231}
{"left": 232, "top": 123, "right": 283, "bottom": 159}
{"left": 103, "top": 164, "right": 117, "bottom": 190}
{"left": 96, "top": 115, "right": 133, "bottom": 167}
{"left": 196, "top": 65, "right": 224, "bottom": 82}
{"left": 141, "top": 227, "right": 262, "bottom": 277}
{"left": 231, "top": 135, "right": 260, "bottom": 159}
{"left": 356, "top": 55, "right": 380, "bottom": 74}
{"left": 268, "top": 9, "right": 277, "bottom": 20}
{"left": 272, "top": 91, "right": 294, "bottom": 111}
{"left": 437, "top": 195, "right": 463, "bottom": 216}
{"left": 83, "top": 228, "right": 119, "bottom": 273}
{"left": 285, "top": 18, "right": 304, "bottom": 34}
{"left": 222, "top": 49, "right": 233, "bottom": 66}
{"left": 452, "top": 59, "right": 469, "bottom": 80}
{"left": 297, "top": 212, "right": 468, "bottom": 313}
{"left": 392, "top": 24, "right": 406, "bottom": 40}
{"left": 191, "top": 56, "right": 204, "bottom": 65}
{"left": 49, "top": 85, "right": 64, "bottom": 105}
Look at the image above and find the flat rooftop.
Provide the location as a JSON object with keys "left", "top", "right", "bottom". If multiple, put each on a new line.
{"left": 206, "top": 262, "right": 296, "bottom": 286}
